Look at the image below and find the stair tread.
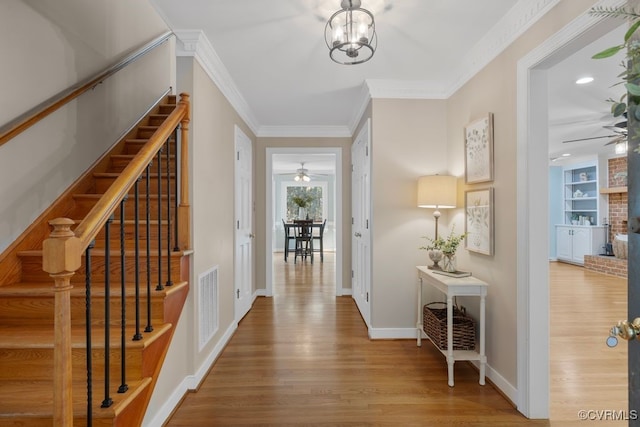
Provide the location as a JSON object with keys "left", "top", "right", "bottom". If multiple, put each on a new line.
{"left": 0, "top": 377, "right": 152, "bottom": 417}
{"left": 0, "top": 323, "right": 172, "bottom": 348}
{"left": 0, "top": 280, "right": 187, "bottom": 298}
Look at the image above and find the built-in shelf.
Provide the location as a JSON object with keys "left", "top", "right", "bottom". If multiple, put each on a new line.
{"left": 599, "top": 186, "right": 628, "bottom": 194}
{"left": 563, "top": 164, "right": 600, "bottom": 225}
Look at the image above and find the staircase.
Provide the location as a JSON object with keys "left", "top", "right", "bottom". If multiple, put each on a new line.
{"left": 0, "top": 93, "right": 191, "bottom": 426}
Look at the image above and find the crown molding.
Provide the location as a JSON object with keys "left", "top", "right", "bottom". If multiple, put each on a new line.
{"left": 174, "top": 30, "right": 260, "bottom": 135}
{"left": 257, "top": 125, "right": 352, "bottom": 138}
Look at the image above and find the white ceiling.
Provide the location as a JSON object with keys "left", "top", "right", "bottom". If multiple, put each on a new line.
{"left": 547, "top": 22, "right": 627, "bottom": 163}
{"left": 149, "top": 1, "right": 627, "bottom": 162}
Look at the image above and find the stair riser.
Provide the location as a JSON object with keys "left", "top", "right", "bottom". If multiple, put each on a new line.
{"left": 0, "top": 347, "right": 142, "bottom": 382}
{"left": 0, "top": 295, "right": 166, "bottom": 327}
{"left": 158, "top": 104, "right": 176, "bottom": 115}
{"left": 21, "top": 255, "right": 183, "bottom": 284}
{"left": 148, "top": 115, "right": 169, "bottom": 126}
{"left": 73, "top": 197, "right": 174, "bottom": 219}
{"left": 95, "top": 176, "right": 176, "bottom": 195}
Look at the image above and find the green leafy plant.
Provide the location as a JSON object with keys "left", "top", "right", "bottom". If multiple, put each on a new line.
{"left": 420, "top": 226, "right": 468, "bottom": 255}
{"left": 590, "top": 6, "right": 640, "bottom": 153}
{"left": 291, "top": 194, "right": 313, "bottom": 208}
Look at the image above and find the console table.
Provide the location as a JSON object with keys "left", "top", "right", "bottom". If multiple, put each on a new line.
{"left": 416, "top": 266, "right": 488, "bottom": 387}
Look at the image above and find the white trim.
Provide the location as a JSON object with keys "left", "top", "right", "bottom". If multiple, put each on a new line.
{"left": 340, "top": 287, "right": 352, "bottom": 296}
{"left": 266, "top": 147, "right": 343, "bottom": 297}
{"left": 368, "top": 328, "right": 418, "bottom": 340}
{"left": 516, "top": 0, "right": 624, "bottom": 418}
{"left": 348, "top": 82, "right": 373, "bottom": 135}
{"left": 174, "top": 30, "right": 260, "bottom": 135}
{"left": 142, "top": 322, "right": 237, "bottom": 427}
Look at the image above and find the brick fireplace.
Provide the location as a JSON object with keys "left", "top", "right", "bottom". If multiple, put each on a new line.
{"left": 584, "top": 156, "right": 627, "bottom": 278}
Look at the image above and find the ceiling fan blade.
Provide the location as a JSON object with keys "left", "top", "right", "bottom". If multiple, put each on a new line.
{"left": 562, "top": 135, "right": 619, "bottom": 143}
{"left": 604, "top": 136, "right": 626, "bottom": 146}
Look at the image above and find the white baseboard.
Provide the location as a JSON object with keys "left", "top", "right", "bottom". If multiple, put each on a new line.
{"left": 368, "top": 327, "right": 418, "bottom": 340}
{"left": 142, "top": 322, "right": 237, "bottom": 427}
{"left": 470, "top": 360, "right": 518, "bottom": 405}
{"left": 339, "top": 288, "right": 352, "bottom": 296}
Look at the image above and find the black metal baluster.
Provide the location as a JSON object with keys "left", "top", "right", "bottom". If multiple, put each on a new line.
{"left": 133, "top": 178, "right": 143, "bottom": 341}
{"left": 166, "top": 137, "right": 173, "bottom": 287}
{"left": 145, "top": 163, "right": 154, "bottom": 333}
{"left": 85, "top": 240, "right": 95, "bottom": 426}
{"left": 173, "top": 126, "right": 180, "bottom": 252}
{"left": 156, "top": 146, "right": 164, "bottom": 291}
{"left": 101, "top": 217, "right": 113, "bottom": 409}
{"left": 118, "top": 198, "right": 128, "bottom": 394}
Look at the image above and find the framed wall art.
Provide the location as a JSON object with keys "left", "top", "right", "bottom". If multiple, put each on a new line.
{"left": 465, "top": 187, "right": 494, "bottom": 255}
{"left": 464, "top": 113, "right": 494, "bottom": 184}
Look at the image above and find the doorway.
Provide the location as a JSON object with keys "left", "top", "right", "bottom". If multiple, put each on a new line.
{"left": 517, "top": 9, "right": 626, "bottom": 418}
{"left": 265, "top": 147, "right": 343, "bottom": 297}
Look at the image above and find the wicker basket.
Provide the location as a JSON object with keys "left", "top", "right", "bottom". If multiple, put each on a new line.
{"left": 423, "top": 302, "right": 476, "bottom": 351}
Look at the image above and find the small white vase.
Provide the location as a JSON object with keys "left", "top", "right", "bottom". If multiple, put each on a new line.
{"left": 298, "top": 207, "right": 307, "bottom": 219}
{"left": 442, "top": 253, "right": 457, "bottom": 273}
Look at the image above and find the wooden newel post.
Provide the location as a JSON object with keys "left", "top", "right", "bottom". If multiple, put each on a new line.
{"left": 178, "top": 93, "right": 191, "bottom": 250}
{"left": 43, "top": 218, "right": 82, "bottom": 427}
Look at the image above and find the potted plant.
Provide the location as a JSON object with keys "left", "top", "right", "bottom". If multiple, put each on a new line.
{"left": 292, "top": 194, "right": 313, "bottom": 219}
{"left": 421, "top": 226, "right": 468, "bottom": 272}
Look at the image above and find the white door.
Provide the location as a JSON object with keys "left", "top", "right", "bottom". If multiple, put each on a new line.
{"left": 352, "top": 120, "right": 371, "bottom": 327}
{"left": 234, "top": 126, "right": 253, "bottom": 322}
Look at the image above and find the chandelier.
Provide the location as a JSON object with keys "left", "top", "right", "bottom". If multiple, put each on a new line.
{"left": 325, "top": 0, "right": 377, "bottom": 65}
{"left": 294, "top": 163, "right": 311, "bottom": 182}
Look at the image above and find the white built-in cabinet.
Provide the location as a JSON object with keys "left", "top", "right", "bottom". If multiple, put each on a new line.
{"left": 554, "top": 161, "right": 606, "bottom": 265}
{"left": 556, "top": 225, "right": 606, "bottom": 265}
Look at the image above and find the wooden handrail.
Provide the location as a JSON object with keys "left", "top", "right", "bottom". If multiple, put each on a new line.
{"left": 0, "top": 30, "right": 174, "bottom": 148}
{"left": 73, "top": 95, "right": 189, "bottom": 251}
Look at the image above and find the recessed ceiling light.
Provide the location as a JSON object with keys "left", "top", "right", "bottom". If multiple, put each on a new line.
{"left": 575, "top": 76, "right": 594, "bottom": 85}
{"left": 562, "top": 153, "right": 571, "bottom": 157}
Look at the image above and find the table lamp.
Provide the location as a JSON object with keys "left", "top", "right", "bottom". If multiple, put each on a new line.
{"left": 417, "top": 175, "right": 457, "bottom": 240}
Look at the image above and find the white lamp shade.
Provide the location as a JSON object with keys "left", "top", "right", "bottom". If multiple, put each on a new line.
{"left": 417, "top": 175, "right": 457, "bottom": 208}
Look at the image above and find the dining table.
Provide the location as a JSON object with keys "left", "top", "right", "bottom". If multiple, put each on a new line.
{"left": 283, "top": 220, "right": 325, "bottom": 262}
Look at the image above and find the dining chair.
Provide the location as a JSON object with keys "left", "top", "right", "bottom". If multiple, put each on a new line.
{"left": 282, "top": 219, "right": 296, "bottom": 262}
{"left": 312, "top": 219, "right": 327, "bottom": 262}
{"left": 293, "top": 219, "right": 313, "bottom": 263}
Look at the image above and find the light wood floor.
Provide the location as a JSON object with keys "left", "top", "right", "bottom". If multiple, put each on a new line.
{"left": 549, "top": 261, "right": 627, "bottom": 426}
{"left": 166, "top": 255, "right": 626, "bottom": 426}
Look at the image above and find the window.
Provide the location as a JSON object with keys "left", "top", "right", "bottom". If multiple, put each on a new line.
{"left": 284, "top": 184, "right": 326, "bottom": 221}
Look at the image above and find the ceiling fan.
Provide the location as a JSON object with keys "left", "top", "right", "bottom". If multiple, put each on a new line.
{"left": 294, "top": 162, "right": 311, "bottom": 182}
{"left": 561, "top": 116, "right": 627, "bottom": 146}
{"left": 290, "top": 162, "right": 333, "bottom": 182}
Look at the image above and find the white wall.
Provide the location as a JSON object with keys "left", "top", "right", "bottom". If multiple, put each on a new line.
{"left": 0, "top": 0, "right": 172, "bottom": 253}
